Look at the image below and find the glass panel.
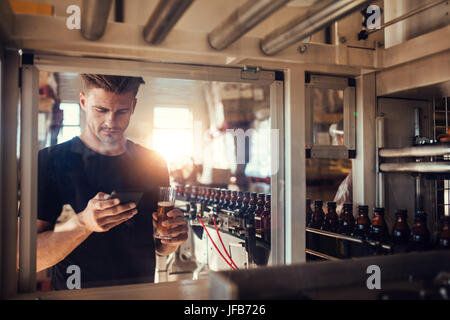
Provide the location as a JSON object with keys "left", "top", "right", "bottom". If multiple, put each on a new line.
{"left": 312, "top": 88, "right": 344, "bottom": 146}
{"left": 57, "top": 126, "right": 81, "bottom": 144}
{"left": 35, "top": 70, "right": 275, "bottom": 293}
{"left": 60, "top": 103, "right": 80, "bottom": 125}
{"left": 153, "top": 106, "right": 193, "bottom": 129}
{"left": 151, "top": 128, "right": 193, "bottom": 164}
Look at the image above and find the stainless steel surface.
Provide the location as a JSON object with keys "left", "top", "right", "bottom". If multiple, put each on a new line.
{"left": 306, "top": 74, "right": 356, "bottom": 159}
{"left": 306, "top": 227, "right": 391, "bottom": 250}
{"left": 380, "top": 162, "right": 450, "bottom": 173}
{"left": 353, "top": 73, "right": 377, "bottom": 212}
{"left": 18, "top": 65, "right": 38, "bottom": 293}
{"left": 0, "top": 0, "right": 14, "bottom": 45}
{"left": 208, "top": 0, "right": 291, "bottom": 50}
{"left": 433, "top": 97, "right": 437, "bottom": 140}
{"left": 284, "top": 67, "right": 307, "bottom": 264}
{"left": 34, "top": 54, "right": 276, "bottom": 84}
{"left": 143, "top": 0, "right": 194, "bottom": 44}
{"left": 260, "top": 0, "right": 374, "bottom": 55}
{"left": 414, "top": 108, "right": 420, "bottom": 138}
{"left": 377, "top": 50, "right": 450, "bottom": 98}
{"left": 367, "top": 0, "right": 448, "bottom": 36}
{"left": 446, "top": 96, "right": 448, "bottom": 132}
{"left": 16, "top": 279, "right": 210, "bottom": 300}
{"left": 379, "top": 145, "right": 450, "bottom": 158}
{"left": 210, "top": 250, "right": 450, "bottom": 299}
{"left": 444, "top": 180, "right": 450, "bottom": 216}
{"left": 415, "top": 175, "right": 424, "bottom": 212}
{"left": 270, "top": 80, "right": 285, "bottom": 266}
{"left": 305, "top": 249, "right": 341, "bottom": 261}
{"left": 1, "top": 50, "right": 19, "bottom": 299}
{"left": 376, "top": 117, "right": 385, "bottom": 208}
{"left": 81, "top": 0, "right": 113, "bottom": 41}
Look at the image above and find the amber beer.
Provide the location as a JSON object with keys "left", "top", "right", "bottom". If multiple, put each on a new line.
{"left": 155, "top": 187, "right": 176, "bottom": 239}
{"left": 156, "top": 201, "right": 174, "bottom": 235}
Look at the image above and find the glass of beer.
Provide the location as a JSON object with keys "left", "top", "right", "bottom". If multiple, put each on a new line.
{"left": 155, "top": 187, "right": 176, "bottom": 240}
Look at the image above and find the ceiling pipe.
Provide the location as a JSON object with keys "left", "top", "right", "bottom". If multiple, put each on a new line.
{"left": 208, "top": 0, "right": 292, "bottom": 50}
{"left": 143, "top": 0, "right": 194, "bottom": 45}
{"left": 81, "top": 0, "right": 113, "bottom": 41}
{"left": 260, "top": 0, "right": 375, "bottom": 55}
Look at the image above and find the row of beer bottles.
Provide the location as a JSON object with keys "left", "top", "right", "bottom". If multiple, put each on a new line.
{"left": 306, "top": 199, "right": 450, "bottom": 250}
{"left": 176, "top": 185, "right": 271, "bottom": 235}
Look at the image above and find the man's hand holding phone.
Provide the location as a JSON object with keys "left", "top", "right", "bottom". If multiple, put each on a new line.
{"left": 77, "top": 192, "right": 138, "bottom": 232}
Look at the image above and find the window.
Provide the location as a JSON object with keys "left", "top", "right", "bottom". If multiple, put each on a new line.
{"left": 245, "top": 119, "right": 271, "bottom": 178}
{"left": 57, "top": 103, "right": 81, "bottom": 144}
{"left": 151, "top": 106, "right": 193, "bottom": 165}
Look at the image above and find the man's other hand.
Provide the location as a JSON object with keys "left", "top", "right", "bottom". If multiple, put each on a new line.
{"left": 77, "top": 192, "right": 138, "bottom": 232}
{"left": 152, "top": 209, "right": 188, "bottom": 246}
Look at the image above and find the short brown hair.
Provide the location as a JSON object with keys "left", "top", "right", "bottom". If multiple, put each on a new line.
{"left": 81, "top": 74, "right": 145, "bottom": 97}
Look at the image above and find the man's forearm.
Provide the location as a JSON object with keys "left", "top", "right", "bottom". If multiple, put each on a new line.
{"left": 37, "top": 215, "right": 92, "bottom": 272}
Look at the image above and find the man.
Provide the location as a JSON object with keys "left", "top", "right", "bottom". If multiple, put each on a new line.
{"left": 37, "top": 74, "right": 188, "bottom": 290}
{"left": 330, "top": 120, "right": 352, "bottom": 211}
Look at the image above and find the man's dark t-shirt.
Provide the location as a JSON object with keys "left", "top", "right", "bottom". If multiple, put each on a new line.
{"left": 38, "top": 136, "right": 169, "bottom": 290}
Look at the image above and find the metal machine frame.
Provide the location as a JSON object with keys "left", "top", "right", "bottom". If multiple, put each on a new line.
{"left": 305, "top": 73, "right": 356, "bottom": 159}
{"left": 6, "top": 53, "right": 286, "bottom": 296}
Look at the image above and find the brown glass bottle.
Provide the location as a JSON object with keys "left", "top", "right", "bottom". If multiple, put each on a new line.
{"left": 255, "top": 193, "right": 265, "bottom": 232}
{"left": 262, "top": 195, "right": 271, "bottom": 243}
{"left": 241, "top": 192, "right": 250, "bottom": 214}
{"left": 191, "top": 186, "right": 198, "bottom": 202}
{"left": 208, "top": 188, "right": 215, "bottom": 206}
{"left": 410, "top": 211, "right": 430, "bottom": 251}
{"left": 338, "top": 203, "right": 355, "bottom": 236}
{"left": 214, "top": 188, "right": 221, "bottom": 205}
{"left": 238, "top": 192, "right": 250, "bottom": 229}
{"left": 234, "top": 191, "right": 243, "bottom": 212}
{"left": 368, "top": 208, "right": 389, "bottom": 243}
{"left": 306, "top": 199, "right": 313, "bottom": 226}
{"left": 438, "top": 216, "right": 450, "bottom": 249}
{"left": 176, "top": 184, "right": 184, "bottom": 198}
{"left": 352, "top": 205, "right": 371, "bottom": 240}
{"left": 229, "top": 191, "right": 237, "bottom": 210}
{"left": 392, "top": 209, "right": 410, "bottom": 244}
{"left": 219, "top": 189, "right": 227, "bottom": 207}
{"left": 308, "top": 200, "right": 324, "bottom": 229}
{"left": 184, "top": 185, "right": 191, "bottom": 201}
{"left": 322, "top": 202, "right": 339, "bottom": 233}
{"left": 224, "top": 190, "right": 232, "bottom": 209}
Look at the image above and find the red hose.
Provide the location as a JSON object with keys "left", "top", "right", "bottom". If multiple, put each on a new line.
{"left": 213, "top": 216, "right": 239, "bottom": 270}
{"left": 198, "top": 218, "right": 236, "bottom": 270}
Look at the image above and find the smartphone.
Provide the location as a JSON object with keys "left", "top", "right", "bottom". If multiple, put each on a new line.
{"left": 110, "top": 190, "right": 144, "bottom": 206}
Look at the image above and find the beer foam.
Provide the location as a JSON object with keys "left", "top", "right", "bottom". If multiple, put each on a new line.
{"left": 158, "top": 201, "right": 174, "bottom": 207}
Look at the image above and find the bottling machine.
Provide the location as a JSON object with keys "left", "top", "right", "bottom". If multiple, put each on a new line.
{"left": 0, "top": 0, "right": 449, "bottom": 300}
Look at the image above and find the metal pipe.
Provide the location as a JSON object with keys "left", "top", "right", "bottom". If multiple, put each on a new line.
{"left": 305, "top": 249, "right": 341, "bottom": 261}
{"left": 414, "top": 108, "right": 420, "bottom": 138}
{"left": 143, "top": 0, "right": 194, "bottom": 45}
{"left": 415, "top": 175, "right": 424, "bottom": 212}
{"left": 376, "top": 117, "right": 385, "bottom": 208}
{"left": 81, "top": 0, "right": 113, "bottom": 41}
{"left": 433, "top": 97, "right": 436, "bottom": 141}
{"left": 446, "top": 96, "right": 448, "bottom": 132}
{"left": 260, "top": 0, "right": 374, "bottom": 55}
{"left": 379, "top": 145, "right": 450, "bottom": 158}
{"left": 208, "top": 0, "right": 291, "bottom": 50}
{"left": 306, "top": 227, "right": 391, "bottom": 250}
{"left": 380, "top": 162, "right": 450, "bottom": 173}
{"left": 366, "top": 0, "right": 448, "bottom": 36}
